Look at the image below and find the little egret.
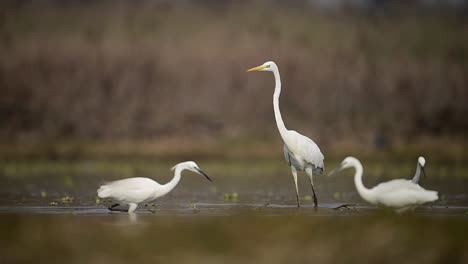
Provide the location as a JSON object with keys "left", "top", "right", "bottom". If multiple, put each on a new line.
{"left": 247, "top": 61, "right": 324, "bottom": 208}
{"left": 412, "top": 156, "right": 426, "bottom": 184}
{"left": 328, "top": 157, "right": 438, "bottom": 213}
{"left": 97, "top": 161, "right": 212, "bottom": 213}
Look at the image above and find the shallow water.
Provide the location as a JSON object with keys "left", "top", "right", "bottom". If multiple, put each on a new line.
{"left": 1, "top": 209, "right": 467, "bottom": 264}
{"left": 1, "top": 168, "right": 467, "bottom": 210}
{"left": 0, "top": 203, "right": 467, "bottom": 218}
{"left": 1, "top": 161, "right": 467, "bottom": 263}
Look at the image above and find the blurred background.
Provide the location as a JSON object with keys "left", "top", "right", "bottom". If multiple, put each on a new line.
{"left": 1, "top": 0, "right": 467, "bottom": 160}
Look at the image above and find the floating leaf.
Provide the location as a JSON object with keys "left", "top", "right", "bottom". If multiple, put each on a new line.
{"left": 60, "top": 196, "right": 74, "bottom": 203}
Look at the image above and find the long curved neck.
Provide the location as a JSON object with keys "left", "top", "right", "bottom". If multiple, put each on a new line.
{"left": 272, "top": 68, "right": 288, "bottom": 140}
{"left": 412, "top": 163, "right": 421, "bottom": 183}
{"left": 352, "top": 161, "right": 373, "bottom": 202}
{"left": 160, "top": 168, "right": 183, "bottom": 197}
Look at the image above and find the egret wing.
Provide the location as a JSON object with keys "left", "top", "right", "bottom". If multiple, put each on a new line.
{"left": 372, "top": 179, "right": 438, "bottom": 207}
{"left": 100, "top": 177, "right": 160, "bottom": 203}
{"left": 372, "top": 179, "right": 423, "bottom": 193}
{"left": 285, "top": 130, "right": 324, "bottom": 171}
{"left": 376, "top": 188, "right": 438, "bottom": 207}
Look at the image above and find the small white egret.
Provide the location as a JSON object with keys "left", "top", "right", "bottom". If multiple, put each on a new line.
{"left": 328, "top": 157, "right": 438, "bottom": 213}
{"left": 247, "top": 61, "right": 324, "bottom": 208}
{"left": 97, "top": 161, "right": 212, "bottom": 214}
{"left": 412, "top": 156, "right": 426, "bottom": 184}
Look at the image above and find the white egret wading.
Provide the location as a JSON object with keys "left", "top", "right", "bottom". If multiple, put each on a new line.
{"left": 247, "top": 61, "right": 324, "bottom": 208}
{"left": 97, "top": 161, "right": 212, "bottom": 213}
{"left": 412, "top": 156, "right": 426, "bottom": 184}
{"left": 329, "top": 157, "right": 438, "bottom": 213}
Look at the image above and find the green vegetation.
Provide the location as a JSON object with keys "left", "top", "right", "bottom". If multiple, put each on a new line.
{"left": 60, "top": 196, "right": 74, "bottom": 203}
{"left": 0, "top": 132, "right": 467, "bottom": 182}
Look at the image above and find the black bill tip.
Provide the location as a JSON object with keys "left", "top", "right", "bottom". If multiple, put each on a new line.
{"left": 196, "top": 168, "right": 213, "bottom": 182}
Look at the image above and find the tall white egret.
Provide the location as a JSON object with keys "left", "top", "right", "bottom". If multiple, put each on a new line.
{"left": 97, "top": 161, "right": 212, "bottom": 214}
{"left": 247, "top": 61, "right": 324, "bottom": 208}
{"left": 412, "top": 156, "right": 426, "bottom": 183}
{"left": 328, "top": 157, "right": 438, "bottom": 213}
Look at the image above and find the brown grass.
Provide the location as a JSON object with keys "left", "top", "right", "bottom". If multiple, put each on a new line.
{"left": 0, "top": 2, "right": 467, "bottom": 154}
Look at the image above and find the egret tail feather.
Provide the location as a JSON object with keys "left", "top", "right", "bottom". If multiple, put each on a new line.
{"left": 97, "top": 185, "right": 112, "bottom": 198}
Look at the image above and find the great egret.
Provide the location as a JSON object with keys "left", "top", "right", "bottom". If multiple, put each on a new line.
{"left": 247, "top": 61, "right": 324, "bottom": 208}
{"left": 328, "top": 157, "right": 438, "bottom": 213}
{"left": 412, "top": 156, "right": 426, "bottom": 184}
{"left": 97, "top": 161, "right": 212, "bottom": 214}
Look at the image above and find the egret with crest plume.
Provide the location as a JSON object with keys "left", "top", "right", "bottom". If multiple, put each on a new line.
{"left": 328, "top": 157, "right": 438, "bottom": 213}
{"left": 247, "top": 61, "right": 324, "bottom": 208}
{"left": 97, "top": 161, "right": 212, "bottom": 214}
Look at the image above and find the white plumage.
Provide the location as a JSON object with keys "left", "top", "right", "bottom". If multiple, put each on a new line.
{"left": 412, "top": 156, "right": 426, "bottom": 184}
{"left": 247, "top": 61, "right": 324, "bottom": 208}
{"left": 97, "top": 161, "right": 212, "bottom": 213}
{"left": 329, "top": 156, "right": 438, "bottom": 213}
{"left": 283, "top": 131, "right": 324, "bottom": 171}
{"left": 98, "top": 178, "right": 162, "bottom": 204}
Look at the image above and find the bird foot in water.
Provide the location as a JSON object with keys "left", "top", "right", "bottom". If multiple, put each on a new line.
{"left": 144, "top": 204, "right": 160, "bottom": 213}
{"left": 254, "top": 203, "right": 271, "bottom": 211}
{"left": 108, "top": 204, "right": 128, "bottom": 212}
{"left": 333, "top": 204, "right": 357, "bottom": 211}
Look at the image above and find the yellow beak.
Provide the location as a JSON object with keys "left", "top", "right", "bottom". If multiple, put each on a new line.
{"left": 246, "top": 65, "right": 266, "bottom": 72}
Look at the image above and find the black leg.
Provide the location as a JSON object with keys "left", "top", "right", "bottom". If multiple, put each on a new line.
{"left": 108, "top": 203, "right": 120, "bottom": 211}
{"left": 333, "top": 204, "right": 357, "bottom": 211}
{"left": 108, "top": 203, "right": 128, "bottom": 212}
{"left": 305, "top": 167, "right": 318, "bottom": 211}
{"left": 296, "top": 193, "right": 300, "bottom": 208}
{"left": 309, "top": 181, "right": 318, "bottom": 210}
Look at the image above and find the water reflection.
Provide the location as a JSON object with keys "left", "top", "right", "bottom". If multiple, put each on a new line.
{"left": 128, "top": 212, "right": 137, "bottom": 224}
